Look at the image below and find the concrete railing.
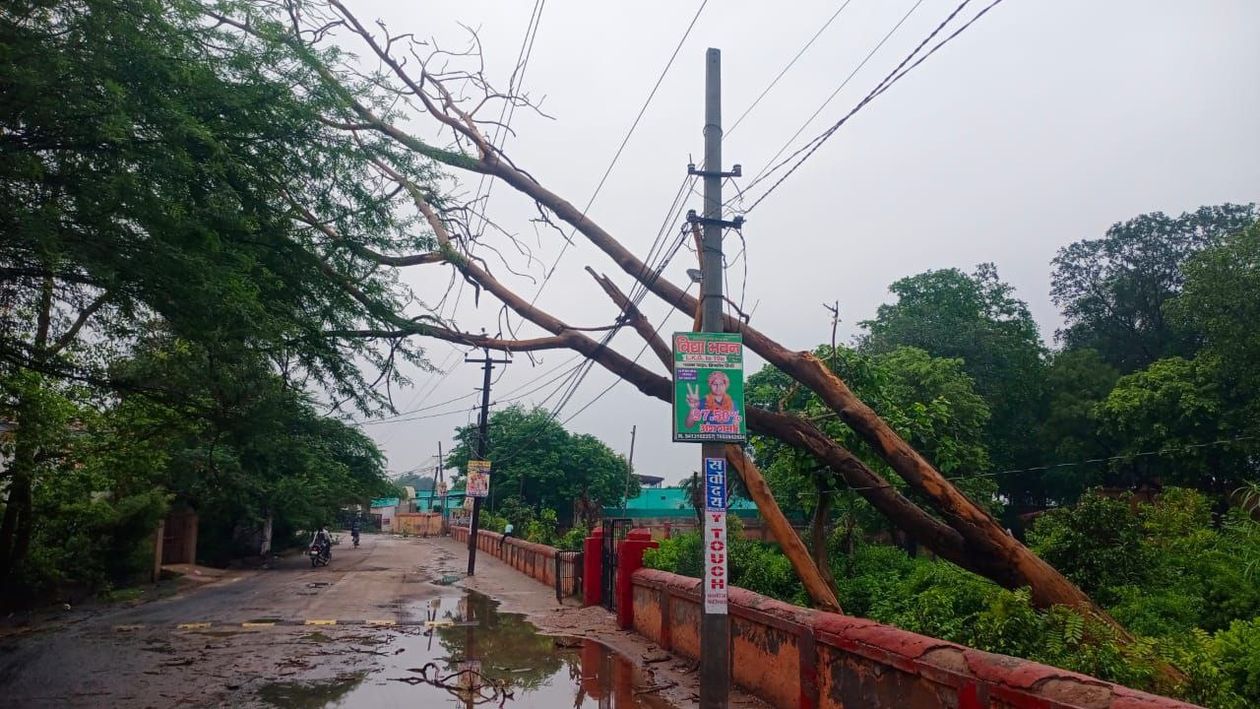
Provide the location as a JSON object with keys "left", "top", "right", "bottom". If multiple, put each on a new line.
{"left": 630, "top": 569, "right": 1197, "bottom": 709}
{"left": 450, "top": 526, "right": 581, "bottom": 598}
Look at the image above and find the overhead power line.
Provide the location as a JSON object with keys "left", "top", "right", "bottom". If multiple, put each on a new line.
{"left": 529, "top": 0, "right": 709, "bottom": 306}
{"left": 727, "top": 0, "right": 857, "bottom": 137}
{"left": 741, "top": 0, "right": 1007, "bottom": 214}
{"left": 831, "top": 435, "right": 1260, "bottom": 493}
{"left": 469, "top": 0, "right": 546, "bottom": 241}
{"left": 737, "top": 0, "right": 928, "bottom": 201}
{"left": 358, "top": 404, "right": 479, "bottom": 427}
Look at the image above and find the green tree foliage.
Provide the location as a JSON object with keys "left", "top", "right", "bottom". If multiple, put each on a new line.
{"left": 1, "top": 0, "right": 432, "bottom": 592}
{"left": 394, "top": 474, "right": 436, "bottom": 493}
{"left": 648, "top": 487, "right": 1260, "bottom": 707}
{"left": 445, "top": 406, "right": 634, "bottom": 526}
{"left": 1094, "top": 357, "right": 1246, "bottom": 494}
{"left": 858, "top": 265, "right": 1046, "bottom": 493}
{"left": 1036, "top": 349, "right": 1120, "bottom": 502}
{"left": 1170, "top": 222, "right": 1260, "bottom": 433}
{"left": 747, "top": 344, "right": 995, "bottom": 541}
{"left": 1051, "top": 204, "right": 1258, "bottom": 373}
{"left": 0, "top": 0, "right": 430, "bottom": 395}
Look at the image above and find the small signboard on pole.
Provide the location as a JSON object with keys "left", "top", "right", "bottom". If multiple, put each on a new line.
{"left": 673, "top": 332, "right": 746, "bottom": 443}
{"left": 703, "top": 456, "right": 729, "bottom": 615}
{"left": 466, "top": 460, "right": 492, "bottom": 498}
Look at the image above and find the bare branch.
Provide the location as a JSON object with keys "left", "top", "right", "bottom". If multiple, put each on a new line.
{"left": 47, "top": 290, "right": 111, "bottom": 357}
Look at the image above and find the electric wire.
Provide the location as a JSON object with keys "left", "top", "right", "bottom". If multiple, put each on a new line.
{"left": 561, "top": 280, "right": 697, "bottom": 426}
{"left": 479, "top": 226, "right": 695, "bottom": 471}
{"left": 726, "top": 0, "right": 856, "bottom": 137}
{"left": 528, "top": 0, "right": 709, "bottom": 307}
{"left": 741, "top": 0, "right": 1006, "bottom": 214}
{"left": 469, "top": 0, "right": 546, "bottom": 241}
{"left": 828, "top": 436, "right": 1260, "bottom": 493}
{"left": 735, "top": 0, "right": 929, "bottom": 204}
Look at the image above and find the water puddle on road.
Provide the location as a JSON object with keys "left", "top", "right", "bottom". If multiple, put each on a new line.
{"left": 258, "top": 590, "right": 677, "bottom": 708}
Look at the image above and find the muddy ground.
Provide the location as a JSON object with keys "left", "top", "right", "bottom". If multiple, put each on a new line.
{"left": 0, "top": 534, "right": 766, "bottom": 708}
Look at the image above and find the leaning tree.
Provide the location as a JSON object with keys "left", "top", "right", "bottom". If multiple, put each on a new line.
{"left": 198, "top": 0, "right": 1169, "bottom": 654}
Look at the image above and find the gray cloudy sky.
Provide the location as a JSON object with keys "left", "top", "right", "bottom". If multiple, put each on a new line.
{"left": 347, "top": 0, "right": 1260, "bottom": 484}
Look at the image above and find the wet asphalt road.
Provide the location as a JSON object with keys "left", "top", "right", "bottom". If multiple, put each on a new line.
{"left": 0, "top": 534, "right": 462, "bottom": 708}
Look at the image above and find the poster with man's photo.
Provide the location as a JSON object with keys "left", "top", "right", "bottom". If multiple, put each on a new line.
{"left": 672, "top": 332, "right": 746, "bottom": 442}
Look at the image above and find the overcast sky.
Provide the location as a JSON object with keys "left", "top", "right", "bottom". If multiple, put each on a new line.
{"left": 345, "top": 0, "right": 1260, "bottom": 485}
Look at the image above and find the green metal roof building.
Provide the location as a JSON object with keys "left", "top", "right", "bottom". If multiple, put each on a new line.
{"left": 603, "top": 486, "right": 760, "bottom": 519}
{"left": 415, "top": 488, "right": 465, "bottom": 510}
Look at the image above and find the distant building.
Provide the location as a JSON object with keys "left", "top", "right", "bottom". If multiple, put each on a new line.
{"left": 604, "top": 486, "right": 760, "bottom": 520}
{"left": 414, "top": 488, "right": 465, "bottom": 512}
{"left": 634, "top": 474, "right": 665, "bottom": 488}
{"left": 603, "top": 486, "right": 775, "bottom": 540}
{"left": 370, "top": 497, "right": 400, "bottom": 532}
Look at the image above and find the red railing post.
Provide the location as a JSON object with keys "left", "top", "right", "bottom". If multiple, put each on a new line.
{"left": 583, "top": 527, "right": 604, "bottom": 606}
{"left": 616, "top": 528, "right": 657, "bottom": 630}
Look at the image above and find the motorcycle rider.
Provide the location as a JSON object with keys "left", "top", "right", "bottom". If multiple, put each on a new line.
{"left": 312, "top": 525, "right": 333, "bottom": 561}
{"left": 350, "top": 518, "right": 361, "bottom": 547}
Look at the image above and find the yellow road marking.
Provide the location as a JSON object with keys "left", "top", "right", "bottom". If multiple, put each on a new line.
{"left": 241, "top": 622, "right": 276, "bottom": 628}
{"left": 425, "top": 619, "right": 454, "bottom": 628}
{"left": 304, "top": 619, "right": 337, "bottom": 626}
{"left": 366, "top": 620, "right": 396, "bottom": 626}
{"left": 177, "top": 622, "right": 211, "bottom": 630}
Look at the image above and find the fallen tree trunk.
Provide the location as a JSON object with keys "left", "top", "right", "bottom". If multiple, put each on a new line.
{"left": 479, "top": 154, "right": 1124, "bottom": 625}
{"left": 273, "top": 9, "right": 1127, "bottom": 638}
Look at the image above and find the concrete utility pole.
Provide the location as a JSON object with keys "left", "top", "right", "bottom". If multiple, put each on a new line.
{"left": 437, "top": 441, "right": 446, "bottom": 534}
{"left": 465, "top": 346, "right": 509, "bottom": 576}
{"left": 697, "top": 46, "right": 732, "bottom": 708}
{"left": 622, "top": 425, "right": 637, "bottom": 514}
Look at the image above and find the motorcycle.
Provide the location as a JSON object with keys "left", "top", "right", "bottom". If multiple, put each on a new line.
{"left": 351, "top": 530, "right": 360, "bottom": 548}
{"left": 309, "top": 540, "right": 331, "bottom": 567}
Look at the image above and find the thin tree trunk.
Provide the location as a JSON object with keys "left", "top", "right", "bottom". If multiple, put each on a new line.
{"left": 725, "top": 447, "right": 841, "bottom": 612}
{"left": 810, "top": 477, "right": 837, "bottom": 592}
{"left": 0, "top": 430, "right": 35, "bottom": 586}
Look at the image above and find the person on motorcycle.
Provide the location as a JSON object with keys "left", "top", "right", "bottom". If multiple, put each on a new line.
{"left": 312, "top": 526, "right": 332, "bottom": 558}
{"left": 350, "top": 518, "right": 361, "bottom": 547}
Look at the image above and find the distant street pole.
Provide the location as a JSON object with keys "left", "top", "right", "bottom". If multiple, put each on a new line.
{"left": 437, "top": 441, "right": 447, "bottom": 534}
{"left": 622, "top": 425, "right": 637, "bottom": 515}
{"left": 696, "top": 47, "right": 733, "bottom": 708}
{"left": 465, "top": 346, "right": 509, "bottom": 576}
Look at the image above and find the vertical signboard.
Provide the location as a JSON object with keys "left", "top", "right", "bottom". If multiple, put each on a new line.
{"left": 673, "top": 332, "right": 746, "bottom": 443}
{"left": 466, "top": 460, "right": 491, "bottom": 498}
{"left": 703, "top": 457, "right": 728, "bottom": 614}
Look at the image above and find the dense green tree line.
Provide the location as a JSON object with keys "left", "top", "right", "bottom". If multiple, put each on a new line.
{"left": 651, "top": 202, "right": 1260, "bottom": 706}
{"left": 445, "top": 405, "right": 635, "bottom": 529}
{"left": 0, "top": 0, "right": 425, "bottom": 599}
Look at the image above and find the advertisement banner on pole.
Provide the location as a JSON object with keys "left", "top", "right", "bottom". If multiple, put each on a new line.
{"left": 672, "top": 332, "right": 746, "bottom": 443}
{"left": 703, "top": 456, "right": 728, "bottom": 615}
{"left": 466, "top": 460, "right": 491, "bottom": 498}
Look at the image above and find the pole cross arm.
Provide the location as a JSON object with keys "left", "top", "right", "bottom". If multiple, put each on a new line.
{"left": 685, "top": 209, "right": 745, "bottom": 230}
{"left": 687, "top": 163, "right": 742, "bottom": 178}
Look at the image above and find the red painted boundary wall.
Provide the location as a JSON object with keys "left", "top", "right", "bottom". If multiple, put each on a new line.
{"left": 451, "top": 526, "right": 580, "bottom": 596}
{"left": 631, "top": 569, "right": 1199, "bottom": 709}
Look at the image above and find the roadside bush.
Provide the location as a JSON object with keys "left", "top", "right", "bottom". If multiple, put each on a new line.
{"left": 729, "top": 538, "right": 805, "bottom": 605}
{"left": 556, "top": 527, "right": 588, "bottom": 552}
{"left": 525, "top": 508, "right": 559, "bottom": 546}
{"left": 1216, "top": 618, "right": 1260, "bottom": 702}
{"left": 20, "top": 488, "right": 168, "bottom": 600}
{"left": 496, "top": 496, "right": 536, "bottom": 533}
{"left": 642, "top": 531, "right": 702, "bottom": 578}
{"left": 478, "top": 511, "right": 508, "bottom": 533}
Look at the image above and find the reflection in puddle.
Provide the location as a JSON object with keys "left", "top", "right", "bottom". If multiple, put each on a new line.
{"left": 258, "top": 591, "right": 675, "bottom": 708}
{"left": 258, "top": 672, "right": 366, "bottom": 708}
